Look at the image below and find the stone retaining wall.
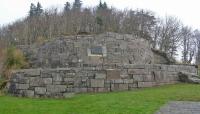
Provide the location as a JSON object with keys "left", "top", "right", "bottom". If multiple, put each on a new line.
{"left": 7, "top": 64, "right": 197, "bottom": 98}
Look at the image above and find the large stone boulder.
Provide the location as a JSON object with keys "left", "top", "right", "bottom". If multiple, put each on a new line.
{"left": 178, "top": 72, "right": 200, "bottom": 84}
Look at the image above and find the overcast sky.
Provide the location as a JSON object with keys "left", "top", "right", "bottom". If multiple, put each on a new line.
{"left": 1, "top": 0, "right": 200, "bottom": 30}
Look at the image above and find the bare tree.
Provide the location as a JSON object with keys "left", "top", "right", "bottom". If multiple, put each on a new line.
{"left": 0, "top": 0, "right": 199, "bottom": 66}
{"left": 121, "top": 9, "right": 156, "bottom": 40}
{"left": 194, "top": 30, "right": 200, "bottom": 64}
{"left": 181, "top": 26, "right": 196, "bottom": 64}
{"left": 157, "top": 16, "right": 182, "bottom": 57}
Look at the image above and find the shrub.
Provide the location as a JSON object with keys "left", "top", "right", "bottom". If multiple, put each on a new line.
{"left": 2, "top": 46, "right": 28, "bottom": 79}
{"left": 0, "top": 78, "right": 7, "bottom": 90}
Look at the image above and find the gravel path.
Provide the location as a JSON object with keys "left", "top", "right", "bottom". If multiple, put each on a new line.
{"left": 156, "top": 101, "right": 200, "bottom": 114}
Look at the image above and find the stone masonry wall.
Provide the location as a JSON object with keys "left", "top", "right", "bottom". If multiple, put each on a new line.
{"left": 10, "top": 33, "right": 197, "bottom": 98}
{"left": 7, "top": 64, "right": 197, "bottom": 98}
{"left": 19, "top": 32, "right": 154, "bottom": 68}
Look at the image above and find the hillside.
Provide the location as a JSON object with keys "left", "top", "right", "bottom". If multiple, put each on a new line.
{"left": 0, "top": 0, "right": 199, "bottom": 64}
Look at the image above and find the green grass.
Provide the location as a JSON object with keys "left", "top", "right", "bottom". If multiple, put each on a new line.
{"left": 1, "top": 84, "right": 200, "bottom": 114}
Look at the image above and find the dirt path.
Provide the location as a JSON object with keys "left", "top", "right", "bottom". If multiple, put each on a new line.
{"left": 156, "top": 101, "right": 200, "bottom": 114}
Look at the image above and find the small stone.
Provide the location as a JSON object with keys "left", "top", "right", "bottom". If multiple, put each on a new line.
{"left": 95, "top": 73, "right": 106, "bottom": 79}
{"left": 118, "top": 84, "right": 128, "bottom": 91}
{"left": 52, "top": 73, "right": 63, "bottom": 82}
{"left": 43, "top": 78, "right": 52, "bottom": 84}
{"left": 25, "top": 90, "right": 35, "bottom": 97}
{"left": 47, "top": 85, "right": 66, "bottom": 93}
{"left": 63, "top": 93, "right": 75, "bottom": 98}
{"left": 90, "top": 79, "right": 104, "bottom": 88}
{"left": 114, "top": 79, "right": 124, "bottom": 83}
{"left": 138, "top": 82, "right": 156, "bottom": 88}
{"left": 29, "top": 77, "right": 44, "bottom": 86}
{"left": 64, "top": 78, "right": 74, "bottom": 82}
{"left": 24, "top": 69, "right": 41, "bottom": 76}
{"left": 16, "top": 84, "right": 29, "bottom": 90}
{"left": 128, "top": 69, "right": 147, "bottom": 75}
{"left": 35, "top": 87, "right": 46, "bottom": 95}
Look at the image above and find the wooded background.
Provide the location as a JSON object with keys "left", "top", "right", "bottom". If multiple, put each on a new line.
{"left": 0, "top": 0, "right": 200, "bottom": 64}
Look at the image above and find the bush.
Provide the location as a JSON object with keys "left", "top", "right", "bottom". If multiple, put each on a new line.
{"left": 2, "top": 46, "right": 28, "bottom": 79}
{"left": 0, "top": 77, "right": 7, "bottom": 90}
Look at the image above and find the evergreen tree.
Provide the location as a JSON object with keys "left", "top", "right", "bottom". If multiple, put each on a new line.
{"left": 72, "top": 0, "right": 82, "bottom": 10}
{"left": 29, "top": 2, "right": 43, "bottom": 17}
{"left": 97, "top": 1, "right": 108, "bottom": 10}
{"left": 102, "top": 2, "right": 107, "bottom": 9}
{"left": 97, "top": 0, "right": 103, "bottom": 10}
{"left": 36, "top": 2, "right": 43, "bottom": 16}
{"left": 29, "top": 3, "right": 37, "bottom": 17}
{"left": 64, "top": 2, "right": 71, "bottom": 12}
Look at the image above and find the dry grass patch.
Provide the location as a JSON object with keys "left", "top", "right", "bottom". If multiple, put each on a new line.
{"left": 0, "top": 46, "right": 28, "bottom": 90}
{"left": 2, "top": 46, "right": 28, "bottom": 79}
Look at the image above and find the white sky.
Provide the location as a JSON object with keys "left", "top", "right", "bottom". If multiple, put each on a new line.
{"left": 0, "top": 0, "right": 200, "bottom": 29}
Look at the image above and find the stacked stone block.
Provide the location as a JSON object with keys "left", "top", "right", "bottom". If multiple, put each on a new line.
{"left": 8, "top": 64, "right": 197, "bottom": 98}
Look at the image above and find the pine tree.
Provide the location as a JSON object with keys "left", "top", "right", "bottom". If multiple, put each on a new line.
{"left": 72, "top": 0, "right": 82, "bottom": 10}
{"left": 97, "top": 1, "right": 108, "bottom": 10}
{"left": 29, "top": 3, "right": 37, "bottom": 17}
{"left": 64, "top": 2, "right": 71, "bottom": 12}
{"left": 36, "top": 2, "right": 43, "bottom": 16}
{"left": 102, "top": 2, "right": 107, "bottom": 9}
{"left": 29, "top": 2, "right": 43, "bottom": 17}
{"left": 97, "top": 0, "right": 103, "bottom": 10}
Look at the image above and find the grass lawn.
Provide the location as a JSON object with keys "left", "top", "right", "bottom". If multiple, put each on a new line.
{"left": 0, "top": 84, "right": 200, "bottom": 114}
